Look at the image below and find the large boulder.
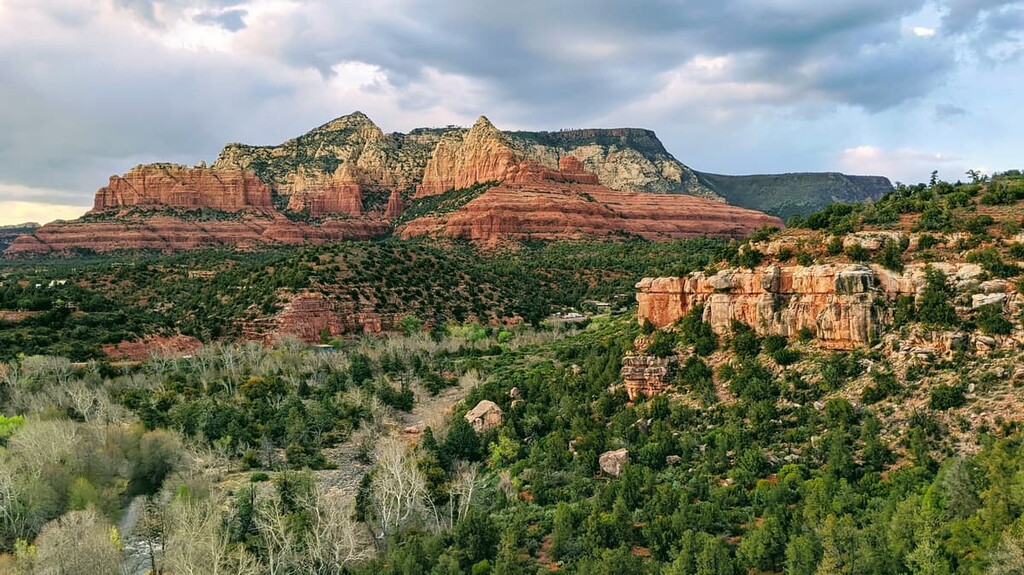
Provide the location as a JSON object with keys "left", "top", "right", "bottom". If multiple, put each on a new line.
{"left": 465, "top": 400, "right": 504, "bottom": 433}
{"left": 599, "top": 449, "right": 630, "bottom": 477}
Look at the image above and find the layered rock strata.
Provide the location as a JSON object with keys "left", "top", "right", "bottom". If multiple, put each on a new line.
{"left": 635, "top": 263, "right": 995, "bottom": 350}
{"left": 5, "top": 216, "right": 388, "bottom": 255}
{"left": 92, "top": 164, "right": 272, "bottom": 212}
{"left": 399, "top": 160, "right": 782, "bottom": 243}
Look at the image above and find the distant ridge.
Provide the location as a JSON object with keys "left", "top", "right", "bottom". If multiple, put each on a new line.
{"left": 695, "top": 171, "right": 892, "bottom": 218}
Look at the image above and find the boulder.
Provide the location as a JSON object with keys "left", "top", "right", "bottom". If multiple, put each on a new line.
{"left": 973, "top": 293, "right": 1007, "bottom": 308}
{"left": 599, "top": 449, "right": 630, "bottom": 477}
{"left": 465, "top": 400, "right": 504, "bottom": 432}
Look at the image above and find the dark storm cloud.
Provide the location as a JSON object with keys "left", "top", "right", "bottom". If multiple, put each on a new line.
{"left": 0, "top": 0, "right": 1020, "bottom": 215}
{"left": 266, "top": 0, "right": 955, "bottom": 123}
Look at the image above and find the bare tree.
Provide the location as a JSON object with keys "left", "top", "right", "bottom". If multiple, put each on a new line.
{"left": 164, "top": 494, "right": 257, "bottom": 575}
{"left": 33, "top": 509, "right": 123, "bottom": 575}
{"left": 369, "top": 437, "right": 428, "bottom": 545}
{"left": 302, "top": 488, "right": 374, "bottom": 574}
{"left": 447, "top": 462, "right": 481, "bottom": 528}
{"left": 6, "top": 419, "right": 81, "bottom": 478}
{"left": 253, "top": 495, "right": 301, "bottom": 575}
{"left": 64, "top": 379, "right": 100, "bottom": 422}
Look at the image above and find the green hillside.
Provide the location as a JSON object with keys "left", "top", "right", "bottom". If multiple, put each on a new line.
{"left": 696, "top": 171, "right": 892, "bottom": 218}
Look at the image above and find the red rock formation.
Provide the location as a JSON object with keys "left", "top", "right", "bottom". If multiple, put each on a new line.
{"left": 286, "top": 165, "right": 364, "bottom": 217}
{"left": 621, "top": 355, "right": 675, "bottom": 400}
{"left": 5, "top": 216, "right": 389, "bottom": 255}
{"left": 92, "top": 164, "right": 273, "bottom": 212}
{"left": 270, "top": 293, "right": 345, "bottom": 343}
{"left": 635, "top": 264, "right": 924, "bottom": 349}
{"left": 399, "top": 162, "right": 782, "bottom": 243}
{"left": 385, "top": 189, "right": 406, "bottom": 218}
{"left": 415, "top": 116, "right": 521, "bottom": 197}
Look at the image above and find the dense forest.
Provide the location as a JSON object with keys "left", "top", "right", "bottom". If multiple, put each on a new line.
{"left": 0, "top": 237, "right": 731, "bottom": 360}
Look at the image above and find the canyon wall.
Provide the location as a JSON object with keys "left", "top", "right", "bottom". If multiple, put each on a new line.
{"left": 635, "top": 262, "right": 997, "bottom": 350}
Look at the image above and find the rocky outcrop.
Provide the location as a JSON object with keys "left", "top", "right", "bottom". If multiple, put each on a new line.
{"left": 103, "top": 335, "right": 203, "bottom": 361}
{"left": 465, "top": 400, "right": 504, "bottom": 432}
{"left": 416, "top": 116, "right": 521, "bottom": 197}
{"left": 5, "top": 216, "right": 388, "bottom": 255}
{"left": 92, "top": 164, "right": 273, "bottom": 212}
{"left": 385, "top": 189, "right": 406, "bottom": 218}
{"left": 399, "top": 161, "right": 782, "bottom": 243}
{"left": 214, "top": 112, "right": 429, "bottom": 199}
{"left": 215, "top": 112, "right": 722, "bottom": 202}
{"left": 636, "top": 263, "right": 996, "bottom": 350}
{"left": 621, "top": 355, "right": 675, "bottom": 400}
{"left": 285, "top": 165, "right": 364, "bottom": 217}
{"left": 599, "top": 449, "right": 630, "bottom": 476}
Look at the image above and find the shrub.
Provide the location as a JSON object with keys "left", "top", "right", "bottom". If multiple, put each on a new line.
{"left": 843, "top": 243, "right": 869, "bottom": 262}
{"left": 771, "top": 348, "right": 802, "bottom": 366}
{"left": 874, "top": 240, "right": 905, "bottom": 272}
{"left": 734, "top": 248, "right": 765, "bottom": 269}
{"left": 677, "top": 306, "right": 718, "bottom": 356}
{"left": 747, "top": 226, "right": 781, "bottom": 243}
{"left": 966, "top": 248, "right": 1021, "bottom": 278}
{"left": 916, "top": 234, "right": 940, "bottom": 250}
{"left": 861, "top": 371, "right": 901, "bottom": 404}
{"left": 729, "top": 321, "right": 761, "bottom": 358}
{"left": 975, "top": 303, "right": 1012, "bottom": 335}
{"left": 918, "top": 267, "right": 959, "bottom": 326}
{"left": 646, "top": 330, "right": 679, "bottom": 358}
{"left": 914, "top": 205, "right": 954, "bottom": 232}
{"left": 930, "top": 384, "right": 966, "bottom": 410}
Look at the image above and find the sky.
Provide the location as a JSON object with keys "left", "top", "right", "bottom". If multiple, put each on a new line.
{"left": 0, "top": 0, "right": 1022, "bottom": 225}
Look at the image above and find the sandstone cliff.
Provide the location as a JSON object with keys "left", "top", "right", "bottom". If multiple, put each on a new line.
{"left": 416, "top": 117, "right": 521, "bottom": 197}
{"left": 399, "top": 160, "right": 781, "bottom": 243}
{"left": 635, "top": 262, "right": 1006, "bottom": 350}
{"left": 92, "top": 163, "right": 273, "bottom": 212}
{"left": 285, "top": 164, "right": 364, "bottom": 217}
{"left": 213, "top": 111, "right": 721, "bottom": 202}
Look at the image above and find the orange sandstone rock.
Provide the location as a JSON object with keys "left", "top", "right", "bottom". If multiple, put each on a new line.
{"left": 400, "top": 161, "right": 781, "bottom": 243}
{"left": 416, "top": 116, "right": 521, "bottom": 197}
{"left": 92, "top": 164, "right": 273, "bottom": 212}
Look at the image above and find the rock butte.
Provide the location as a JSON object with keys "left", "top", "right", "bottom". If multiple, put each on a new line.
{"left": 92, "top": 164, "right": 273, "bottom": 212}
{"left": 399, "top": 157, "right": 782, "bottom": 243}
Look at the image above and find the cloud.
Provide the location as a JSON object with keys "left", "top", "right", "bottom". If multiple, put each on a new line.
{"left": 195, "top": 8, "right": 248, "bottom": 31}
{"left": 0, "top": 202, "right": 90, "bottom": 226}
{"left": 838, "top": 145, "right": 965, "bottom": 183}
{"left": 0, "top": 0, "right": 1021, "bottom": 215}
{"left": 934, "top": 103, "right": 968, "bottom": 119}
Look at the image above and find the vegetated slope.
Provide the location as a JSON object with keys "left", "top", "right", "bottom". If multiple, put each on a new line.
{"left": 695, "top": 170, "right": 893, "bottom": 218}
{"left": 349, "top": 169, "right": 1024, "bottom": 573}
{"left": 7, "top": 171, "right": 1024, "bottom": 574}
{"left": 0, "top": 238, "right": 733, "bottom": 361}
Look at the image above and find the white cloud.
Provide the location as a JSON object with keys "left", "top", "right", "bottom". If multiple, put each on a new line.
{"left": 837, "top": 145, "right": 964, "bottom": 183}
{"left": 912, "top": 26, "right": 936, "bottom": 36}
{"left": 0, "top": 202, "right": 90, "bottom": 226}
